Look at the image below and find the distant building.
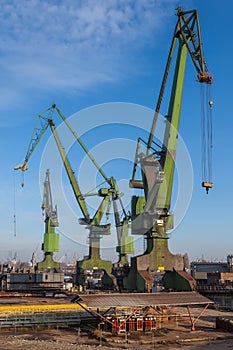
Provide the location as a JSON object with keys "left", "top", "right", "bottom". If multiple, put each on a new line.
{"left": 191, "top": 255, "right": 233, "bottom": 285}
{"left": 207, "top": 272, "right": 233, "bottom": 286}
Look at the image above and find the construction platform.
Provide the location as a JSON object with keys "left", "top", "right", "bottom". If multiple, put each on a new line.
{"left": 72, "top": 291, "right": 213, "bottom": 332}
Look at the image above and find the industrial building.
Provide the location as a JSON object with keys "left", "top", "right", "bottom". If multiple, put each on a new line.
{"left": 191, "top": 255, "right": 233, "bottom": 285}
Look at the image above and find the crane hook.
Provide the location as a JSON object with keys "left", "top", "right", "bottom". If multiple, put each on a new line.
{"left": 202, "top": 181, "right": 213, "bottom": 194}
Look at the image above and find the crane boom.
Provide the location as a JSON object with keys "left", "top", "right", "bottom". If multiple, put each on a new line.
{"left": 54, "top": 105, "right": 111, "bottom": 186}
{"left": 48, "top": 118, "right": 91, "bottom": 223}
{"left": 131, "top": 7, "right": 213, "bottom": 232}
{"left": 14, "top": 108, "right": 53, "bottom": 171}
{"left": 14, "top": 105, "right": 119, "bottom": 224}
{"left": 146, "top": 8, "right": 212, "bottom": 215}
{"left": 147, "top": 7, "right": 212, "bottom": 154}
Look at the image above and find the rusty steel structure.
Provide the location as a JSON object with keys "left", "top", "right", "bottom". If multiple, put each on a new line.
{"left": 72, "top": 291, "right": 213, "bottom": 332}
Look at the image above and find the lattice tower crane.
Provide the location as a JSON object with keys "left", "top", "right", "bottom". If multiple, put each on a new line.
{"left": 124, "top": 7, "right": 213, "bottom": 292}
{"left": 14, "top": 105, "right": 133, "bottom": 290}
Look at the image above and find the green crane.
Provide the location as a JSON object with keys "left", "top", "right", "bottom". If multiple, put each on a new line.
{"left": 14, "top": 104, "right": 133, "bottom": 289}
{"left": 124, "top": 7, "right": 213, "bottom": 292}
{"left": 37, "top": 169, "right": 60, "bottom": 271}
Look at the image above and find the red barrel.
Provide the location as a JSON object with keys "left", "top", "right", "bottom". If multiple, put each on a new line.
{"left": 144, "top": 317, "right": 152, "bottom": 332}
{"left": 136, "top": 317, "right": 143, "bottom": 331}
{"left": 118, "top": 318, "right": 126, "bottom": 334}
{"left": 127, "top": 318, "right": 136, "bottom": 332}
{"left": 111, "top": 317, "right": 117, "bottom": 333}
{"left": 151, "top": 317, "right": 156, "bottom": 330}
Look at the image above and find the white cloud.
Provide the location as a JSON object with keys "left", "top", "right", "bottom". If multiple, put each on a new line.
{"left": 0, "top": 0, "right": 178, "bottom": 111}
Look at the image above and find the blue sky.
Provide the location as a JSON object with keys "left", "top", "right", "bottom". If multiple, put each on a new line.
{"left": 0, "top": 0, "right": 230, "bottom": 264}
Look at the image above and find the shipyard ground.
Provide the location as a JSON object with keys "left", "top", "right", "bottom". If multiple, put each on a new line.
{"left": 0, "top": 296, "right": 233, "bottom": 349}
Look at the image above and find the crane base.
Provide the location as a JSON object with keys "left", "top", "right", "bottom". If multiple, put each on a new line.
{"left": 76, "top": 258, "right": 117, "bottom": 290}
{"left": 37, "top": 253, "right": 60, "bottom": 271}
{"left": 123, "top": 238, "right": 189, "bottom": 292}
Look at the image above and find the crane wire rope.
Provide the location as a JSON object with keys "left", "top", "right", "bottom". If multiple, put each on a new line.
{"left": 200, "top": 84, "right": 206, "bottom": 181}
{"left": 207, "top": 83, "right": 213, "bottom": 183}
{"left": 13, "top": 172, "right": 17, "bottom": 237}
{"left": 200, "top": 83, "right": 213, "bottom": 187}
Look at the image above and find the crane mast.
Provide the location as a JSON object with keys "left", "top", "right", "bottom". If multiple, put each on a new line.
{"left": 125, "top": 7, "right": 213, "bottom": 292}
{"left": 37, "top": 169, "right": 60, "bottom": 271}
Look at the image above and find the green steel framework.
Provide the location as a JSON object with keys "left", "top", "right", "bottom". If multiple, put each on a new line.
{"left": 125, "top": 7, "right": 213, "bottom": 291}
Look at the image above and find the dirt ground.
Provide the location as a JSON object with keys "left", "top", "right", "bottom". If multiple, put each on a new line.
{"left": 0, "top": 327, "right": 233, "bottom": 350}
{"left": 0, "top": 296, "right": 233, "bottom": 349}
